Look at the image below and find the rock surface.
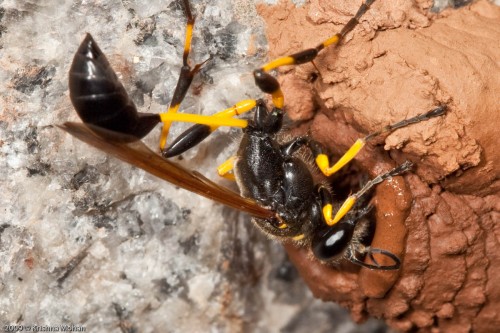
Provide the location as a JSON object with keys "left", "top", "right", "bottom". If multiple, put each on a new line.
{"left": 0, "top": 0, "right": 398, "bottom": 332}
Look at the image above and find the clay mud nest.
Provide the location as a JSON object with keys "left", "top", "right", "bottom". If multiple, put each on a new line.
{"left": 257, "top": 0, "right": 500, "bottom": 332}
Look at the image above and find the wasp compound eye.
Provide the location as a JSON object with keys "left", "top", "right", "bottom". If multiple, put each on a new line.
{"left": 312, "top": 222, "right": 355, "bottom": 261}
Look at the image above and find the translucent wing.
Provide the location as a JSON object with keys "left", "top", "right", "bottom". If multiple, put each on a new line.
{"left": 60, "top": 122, "right": 275, "bottom": 220}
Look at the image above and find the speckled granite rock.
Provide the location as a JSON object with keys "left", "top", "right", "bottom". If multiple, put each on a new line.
{"left": 0, "top": 1, "right": 395, "bottom": 332}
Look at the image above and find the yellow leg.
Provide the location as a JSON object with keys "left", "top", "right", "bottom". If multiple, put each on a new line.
{"left": 315, "top": 138, "right": 366, "bottom": 177}
{"left": 159, "top": 112, "right": 248, "bottom": 128}
{"left": 160, "top": 104, "right": 180, "bottom": 150}
{"left": 182, "top": 19, "right": 194, "bottom": 63}
{"left": 255, "top": 0, "right": 375, "bottom": 108}
{"left": 321, "top": 34, "right": 341, "bottom": 48}
{"left": 161, "top": 99, "right": 256, "bottom": 135}
{"left": 261, "top": 56, "right": 295, "bottom": 72}
{"left": 314, "top": 105, "right": 447, "bottom": 177}
{"left": 323, "top": 161, "right": 412, "bottom": 226}
{"left": 293, "top": 234, "right": 305, "bottom": 241}
{"left": 272, "top": 89, "right": 284, "bottom": 109}
{"left": 217, "top": 156, "right": 237, "bottom": 181}
{"left": 160, "top": 99, "right": 263, "bottom": 158}
{"left": 209, "top": 99, "right": 257, "bottom": 131}
{"left": 160, "top": 99, "right": 257, "bottom": 150}
{"left": 160, "top": 0, "right": 202, "bottom": 150}
{"left": 259, "top": 31, "right": 342, "bottom": 73}
{"left": 325, "top": 197, "right": 357, "bottom": 227}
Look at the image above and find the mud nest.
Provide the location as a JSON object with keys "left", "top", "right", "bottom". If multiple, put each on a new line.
{"left": 257, "top": 1, "right": 500, "bottom": 332}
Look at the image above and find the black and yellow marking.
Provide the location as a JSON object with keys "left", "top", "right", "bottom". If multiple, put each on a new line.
{"left": 323, "top": 161, "right": 413, "bottom": 227}
{"left": 315, "top": 138, "right": 366, "bottom": 177}
{"left": 159, "top": 112, "right": 248, "bottom": 128}
{"left": 160, "top": 0, "right": 209, "bottom": 150}
{"left": 209, "top": 99, "right": 257, "bottom": 131}
{"left": 317, "top": 34, "right": 340, "bottom": 50}
{"left": 253, "top": 70, "right": 284, "bottom": 109}
{"left": 217, "top": 156, "right": 237, "bottom": 181}
{"left": 292, "top": 234, "right": 305, "bottom": 241}
{"left": 182, "top": 0, "right": 195, "bottom": 66}
{"left": 317, "top": 186, "right": 334, "bottom": 225}
{"left": 254, "top": 0, "right": 376, "bottom": 108}
{"left": 160, "top": 100, "right": 259, "bottom": 158}
{"left": 313, "top": 105, "right": 446, "bottom": 226}
{"left": 313, "top": 105, "right": 447, "bottom": 178}
{"left": 160, "top": 99, "right": 257, "bottom": 134}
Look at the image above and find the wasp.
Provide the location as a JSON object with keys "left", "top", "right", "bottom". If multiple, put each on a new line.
{"left": 63, "top": 0, "right": 446, "bottom": 271}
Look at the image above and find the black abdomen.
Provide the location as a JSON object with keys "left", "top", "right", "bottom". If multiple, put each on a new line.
{"left": 69, "top": 34, "right": 159, "bottom": 139}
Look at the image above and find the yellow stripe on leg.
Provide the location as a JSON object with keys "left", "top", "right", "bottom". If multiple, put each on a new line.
{"left": 315, "top": 154, "right": 330, "bottom": 175}
{"left": 272, "top": 88, "right": 284, "bottom": 109}
{"left": 316, "top": 138, "right": 366, "bottom": 177}
{"left": 214, "top": 100, "right": 257, "bottom": 118}
{"left": 320, "top": 34, "right": 340, "bottom": 48}
{"left": 217, "top": 156, "right": 237, "bottom": 181}
{"left": 209, "top": 99, "right": 257, "bottom": 131}
{"left": 160, "top": 104, "right": 181, "bottom": 149}
{"left": 159, "top": 112, "right": 248, "bottom": 129}
{"left": 322, "top": 204, "right": 333, "bottom": 224}
{"left": 160, "top": 100, "right": 256, "bottom": 150}
{"left": 293, "top": 234, "right": 305, "bottom": 241}
{"left": 261, "top": 56, "right": 295, "bottom": 72}
{"left": 183, "top": 23, "right": 194, "bottom": 57}
{"left": 328, "top": 196, "right": 356, "bottom": 226}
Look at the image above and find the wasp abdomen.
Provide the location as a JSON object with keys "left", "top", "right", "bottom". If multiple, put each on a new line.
{"left": 69, "top": 34, "right": 159, "bottom": 139}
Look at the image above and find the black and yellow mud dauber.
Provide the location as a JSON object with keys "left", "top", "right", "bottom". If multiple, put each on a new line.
{"left": 61, "top": 0, "right": 446, "bottom": 271}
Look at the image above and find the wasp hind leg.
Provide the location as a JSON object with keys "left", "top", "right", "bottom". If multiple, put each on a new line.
{"left": 158, "top": 1, "right": 267, "bottom": 158}
{"left": 159, "top": 0, "right": 211, "bottom": 151}
{"left": 161, "top": 100, "right": 259, "bottom": 157}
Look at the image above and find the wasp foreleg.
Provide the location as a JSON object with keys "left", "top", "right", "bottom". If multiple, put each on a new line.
{"left": 325, "top": 161, "right": 413, "bottom": 227}
{"left": 313, "top": 105, "right": 447, "bottom": 177}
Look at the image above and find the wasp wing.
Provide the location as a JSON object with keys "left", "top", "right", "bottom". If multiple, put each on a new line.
{"left": 60, "top": 122, "right": 275, "bottom": 220}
